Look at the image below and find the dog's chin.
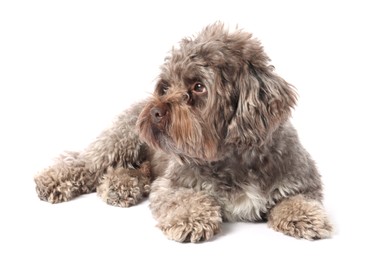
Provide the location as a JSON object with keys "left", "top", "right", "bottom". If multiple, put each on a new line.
{"left": 138, "top": 123, "right": 218, "bottom": 164}
{"left": 149, "top": 130, "right": 179, "bottom": 155}
{"left": 143, "top": 130, "right": 211, "bottom": 163}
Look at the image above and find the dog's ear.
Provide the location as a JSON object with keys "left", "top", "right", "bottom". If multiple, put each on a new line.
{"left": 226, "top": 61, "right": 297, "bottom": 146}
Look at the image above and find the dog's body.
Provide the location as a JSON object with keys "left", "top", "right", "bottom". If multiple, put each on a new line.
{"left": 35, "top": 23, "right": 332, "bottom": 242}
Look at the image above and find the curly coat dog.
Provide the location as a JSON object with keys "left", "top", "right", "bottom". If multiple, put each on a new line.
{"left": 35, "top": 23, "right": 333, "bottom": 242}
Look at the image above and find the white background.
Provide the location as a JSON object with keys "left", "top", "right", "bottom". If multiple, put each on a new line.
{"left": 1, "top": 0, "right": 372, "bottom": 259}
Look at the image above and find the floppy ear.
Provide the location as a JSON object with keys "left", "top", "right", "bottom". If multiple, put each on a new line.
{"left": 226, "top": 62, "right": 297, "bottom": 146}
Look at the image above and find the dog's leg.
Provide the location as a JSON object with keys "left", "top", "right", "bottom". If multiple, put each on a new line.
{"left": 267, "top": 194, "right": 333, "bottom": 240}
{"left": 149, "top": 177, "right": 222, "bottom": 243}
{"left": 35, "top": 101, "right": 149, "bottom": 204}
{"left": 96, "top": 161, "right": 151, "bottom": 207}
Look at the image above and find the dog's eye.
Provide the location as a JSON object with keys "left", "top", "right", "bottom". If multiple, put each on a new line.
{"left": 192, "top": 83, "right": 207, "bottom": 94}
{"left": 161, "top": 85, "right": 168, "bottom": 95}
{"left": 158, "top": 82, "right": 169, "bottom": 95}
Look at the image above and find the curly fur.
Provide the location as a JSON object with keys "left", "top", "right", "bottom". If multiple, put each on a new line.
{"left": 34, "top": 23, "right": 332, "bottom": 242}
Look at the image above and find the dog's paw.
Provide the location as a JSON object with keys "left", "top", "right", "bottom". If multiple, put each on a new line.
{"left": 34, "top": 168, "right": 79, "bottom": 203}
{"left": 150, "top": 187, "right": 222, "bottom": 243}
{"left": 159, "top": 218, "right": 221, "bottom": 243}
{"left": 97, "top": 163, "right": 151, "bottom": 207}
{"left": 35, "top": 151, "right": 94, "bottom": 203}
{"left": 268, "top": 195, "right": 333, "bottom": 240}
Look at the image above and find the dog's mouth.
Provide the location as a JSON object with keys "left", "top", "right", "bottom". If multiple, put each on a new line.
{"left": 148, "top": 125, "right": 171, "bottom": 149}
{"left": 140, "top": 119, "right": 186, "bottom": 156}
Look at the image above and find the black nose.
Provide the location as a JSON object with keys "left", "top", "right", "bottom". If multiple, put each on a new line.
{"left": 151, "top": 106, "right": 167, "bottom": 124}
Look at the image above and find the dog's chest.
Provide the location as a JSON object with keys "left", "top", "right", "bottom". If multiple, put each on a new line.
{"left": 167, "top": 157, "right": 272, "bottom": 222}
{"left": 213, "top": 183, "right": 268, "bottom": 222}
{"left": 198, "top": 173, "right": 269, "bottom": 222}
{"left": 207, "top": 163, "right": 270, "bottom": 221}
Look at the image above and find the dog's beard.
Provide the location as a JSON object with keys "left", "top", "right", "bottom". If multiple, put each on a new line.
{"left": 137, "top": 98, "right": 219, "bottom": 162}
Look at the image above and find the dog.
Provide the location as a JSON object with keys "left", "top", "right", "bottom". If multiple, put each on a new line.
{"left": 34, "top": 23, "right": 333, "bottom": 242}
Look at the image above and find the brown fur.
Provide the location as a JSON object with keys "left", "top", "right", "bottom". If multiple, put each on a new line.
{"left": 35, "top": 23, "right": 332, "bottom": 242}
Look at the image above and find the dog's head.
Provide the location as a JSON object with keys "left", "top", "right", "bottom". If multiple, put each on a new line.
{"left": 137, "top": 23, "right": 297, "bottom": 163}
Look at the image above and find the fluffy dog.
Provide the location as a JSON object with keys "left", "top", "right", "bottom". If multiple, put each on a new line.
{"left": 35, "top": 23, "right": 333, "bottom": 242}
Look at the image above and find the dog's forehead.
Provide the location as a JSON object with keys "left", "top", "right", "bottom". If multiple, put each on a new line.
{"left": 160, "top": 40, "right": 236, "bottom": 86}
{"left": 160, "top": 47, "right": 210, "bottom": 85}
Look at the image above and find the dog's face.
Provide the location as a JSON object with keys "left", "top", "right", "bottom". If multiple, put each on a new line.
{"left": 137, "top": 23, "right": 297, "bottom": 163}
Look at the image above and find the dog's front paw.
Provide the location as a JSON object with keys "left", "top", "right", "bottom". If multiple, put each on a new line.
{"left": 97, "top": 162, "right": 151, "bottom": 207}
{"left": 150, "top": 186, "right": 222, "bottom": 243}
{"left": 268, "top": 195, "right": 333, "bottom": 240}
{"left": 159, "top": 217, "right": 221, "bottom": 243}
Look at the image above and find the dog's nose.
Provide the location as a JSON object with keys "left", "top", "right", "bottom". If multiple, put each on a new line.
{"left": 150, "top": 106, "right": 167, "bottom": 124}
